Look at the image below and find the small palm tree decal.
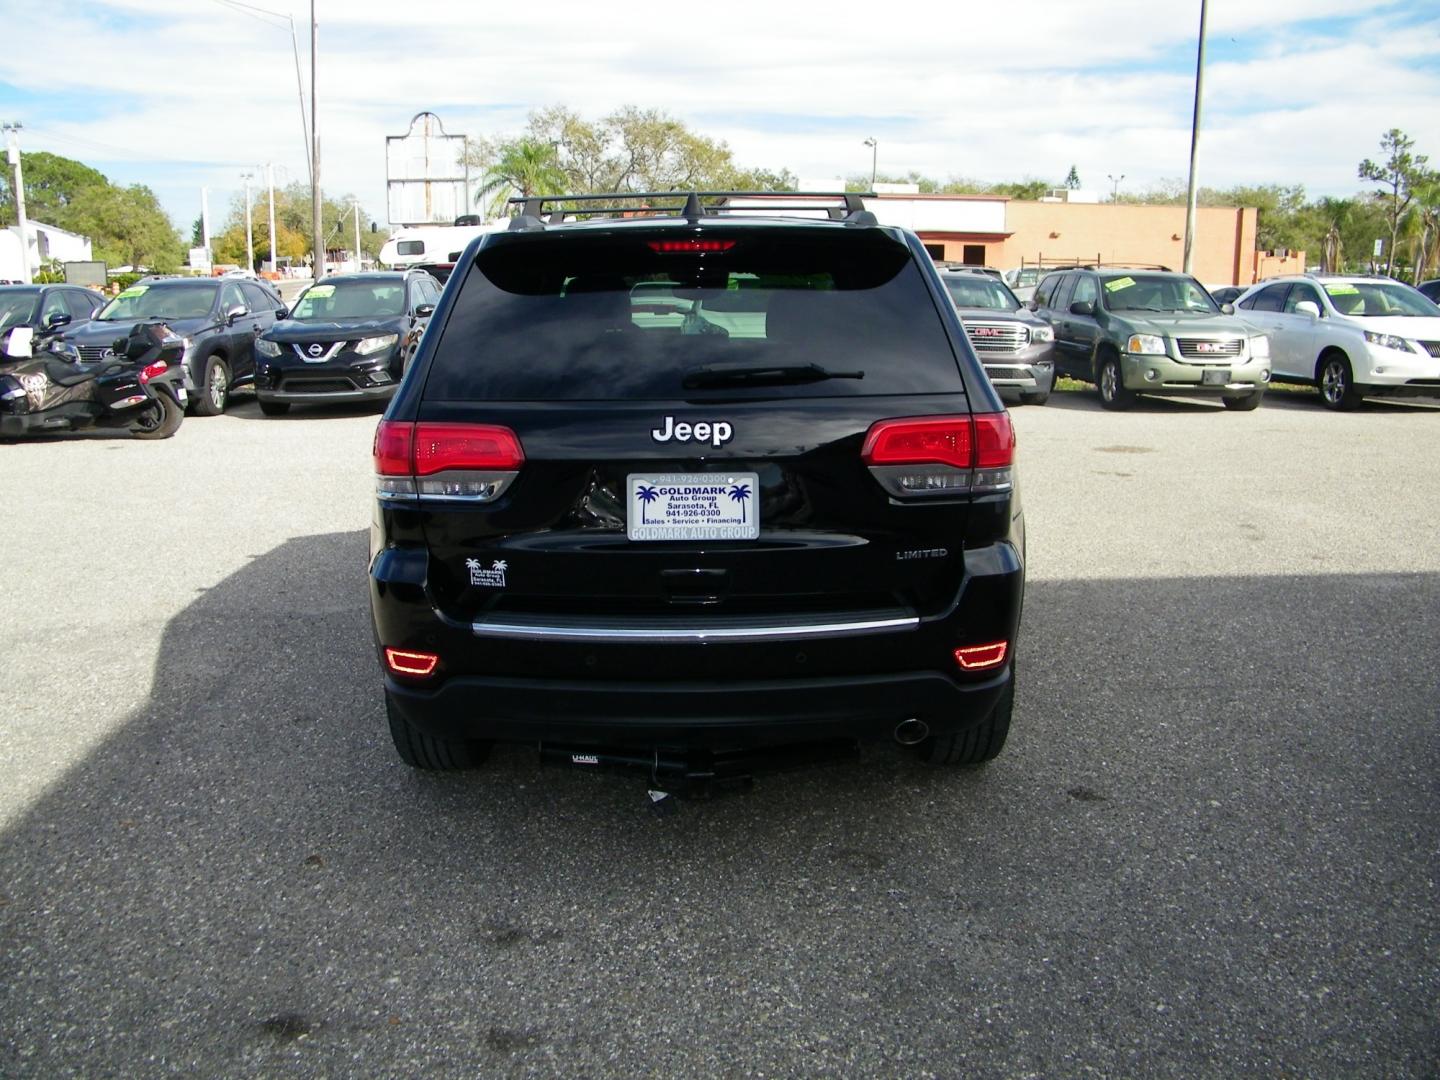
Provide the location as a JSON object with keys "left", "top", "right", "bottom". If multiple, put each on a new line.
{"left": 465, "top": 558, "right": 481, "bottom": 573}
{"left": 728, "top": 483, "right": 752, "bottom": 523}
{"left": 636, "top": 484, "right": 659, "bottom": 523}
{"left": 492, "top": 560, "right": 507, "bottom": 573}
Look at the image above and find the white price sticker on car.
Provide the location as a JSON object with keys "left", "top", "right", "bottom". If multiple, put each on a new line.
{"left": 627, "top": 473, "right": 759, "bottom": 541}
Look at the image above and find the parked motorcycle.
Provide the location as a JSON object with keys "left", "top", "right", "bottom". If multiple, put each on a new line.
{"left": 0, "top": 320, "right": 188, "bottom": 440}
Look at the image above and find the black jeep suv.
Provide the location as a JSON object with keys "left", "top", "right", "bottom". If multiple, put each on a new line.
{"left": 370, "top": 192, "right": 1025, "bottom": 774}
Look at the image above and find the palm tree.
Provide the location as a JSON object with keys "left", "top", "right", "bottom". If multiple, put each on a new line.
{"left": 473, "top": 138, "right": 567, "bottom": 217}
{"left": 636, "top": 484, "right": 659, "bottom": 524}
{"left": 728, "top": 483, "right": 752, "bottom": 524}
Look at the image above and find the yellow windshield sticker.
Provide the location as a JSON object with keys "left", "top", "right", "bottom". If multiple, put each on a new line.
{"left": 1324, "top": 283, "right": 1359, "bottom": 295}
{"left": 1104, "top": 276, "right": 1136, "bottom": 292}
{"left": 306, "top": 284, "right": 335, "bottom": 299}
{"left": 117, "top": 285, "right": 149, "bottom": 299}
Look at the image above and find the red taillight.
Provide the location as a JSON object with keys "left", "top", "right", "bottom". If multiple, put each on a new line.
{"left": 862, "top": 413, "right": 1015, "bottom": 499}
{"left": 647, "top": 239, "right": 736, "bottom": 253}
{"left": 973, "top": 412, "right": 1015, "bottom": 468}
{"left": 412, "top": 422, "right": 524, "bottom": 475}
{"left": 374, "top": 420, "right": 524, "bottom": 503}
{"left": 385, "top": 647, "right": 439, "bottom": 677}
{"left": 373, "top": 419, "right": 414, "bottom": 476}
{"left": 954, "top": 641, "right": 1008, "bottom": 671}
{"left": 138, "top": 360, "right": 167, "bottom": 384}
{"left": 862, "top": 416, "right": 973, "bottom": 468}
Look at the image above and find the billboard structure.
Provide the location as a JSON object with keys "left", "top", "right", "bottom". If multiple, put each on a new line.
{"left": 386, "top": 112, "right": 471, "bottom": 227}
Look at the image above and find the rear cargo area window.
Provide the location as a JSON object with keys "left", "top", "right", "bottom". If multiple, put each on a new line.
{"left": 425, "top": 230, "right": 963, "bottom": 401}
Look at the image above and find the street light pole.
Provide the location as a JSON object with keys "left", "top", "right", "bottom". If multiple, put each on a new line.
{"left": 863, "top": 137, "right": 877, "bottom": 190}
{"left": 241, "top": 172, "right": 254, "bottom": 271}
{"left": 1181, "top": 0, "right": 1208, "bottom": 275}
{"left": 3, "top": 122, "right": 31, "bottom": 284}
{"left": 1108, "top": 173, "right": 1126, "bottom": 202}
{"left": 310, "top": 0, "right": 322, "bottom": 280}
{"left": 266, "top": 163, "right": 277, "bottom": 275}
{"left": 352, "top": 199, "right": 361, "bottom": 272}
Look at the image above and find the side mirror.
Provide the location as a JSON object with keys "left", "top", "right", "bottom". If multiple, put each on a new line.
{"left": 226, "top": 303, "right": 247, "bottom": 323}
{"left": 415, "top": 303, "right": 436, "bottom": 318}
{"left": 1295, "top": 300, "right": 1320, "bottom": 318}
{"left": 1070, "top": 300, "right": 1095, "bottom": 316}
{"left": 44, "top": 312, "right": 73, "bottom": 330}
{"left": 274, "top": 306, "right": 289, "bottom": 320}
{"left": 5, "top": 326, "right": 34, "bottom": 358}
{"left": 1221, "top": 302, "right": 1235, "bottom": 315}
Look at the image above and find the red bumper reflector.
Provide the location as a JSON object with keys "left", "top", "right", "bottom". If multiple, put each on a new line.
{"left": 954, "top": 641, "right": 1008, "bottom": 671}
{"left": 385, "top": 648, "right": 440, "bottom": 677}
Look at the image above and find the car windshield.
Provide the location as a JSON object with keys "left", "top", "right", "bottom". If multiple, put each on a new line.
{"left": 97, "top": 283, "right": 216, "bottom": 321}
{"left": 0, "top": 288, "right": 40, "bottom": 330}
{"left": 1323, "top": 281, "right": 1440, "bottom": 317}
{"left": 1102, "top": 274, "right": 1219, "bottom": 314}
{"left": 941, "top": 275, "right": 1019, "bottom": 311}
{"left": 289, "top": 280, "right": 405, "bottom": 320}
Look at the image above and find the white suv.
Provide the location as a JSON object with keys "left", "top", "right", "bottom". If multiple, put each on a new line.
{"left": 1235, "top": 275, "right": 1440, "bottom": 409}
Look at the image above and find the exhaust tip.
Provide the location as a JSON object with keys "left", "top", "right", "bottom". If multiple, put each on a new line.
{"left": 894, "top": 718, "right": 929, "bottom": 745}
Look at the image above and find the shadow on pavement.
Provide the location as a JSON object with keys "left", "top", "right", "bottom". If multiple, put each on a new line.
{"left": 2, "top": 530, "right": 1436, "bottom": 1075}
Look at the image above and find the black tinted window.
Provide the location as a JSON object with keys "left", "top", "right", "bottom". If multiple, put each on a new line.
{"left": 1033, "top": 274, "right": 1063, "bottom": 309}
{"left": 1051, "top": 274, "right": 1077, "bottom": 312}
{"left": 240, "top": 283, "right": 273, "bottom": 311}
{"left": 426, "top": 230, "right": 963, "bottom": 401}
{"left": 63, "top": 290, "right": 100, "bottom": 320}
{"left": 1241, "top": 284, "right": 1290, "bottom": 312}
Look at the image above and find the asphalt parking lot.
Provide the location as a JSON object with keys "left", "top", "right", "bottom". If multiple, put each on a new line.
{"left": 2, "top": 388, "right": 1437, "bottom": 1077}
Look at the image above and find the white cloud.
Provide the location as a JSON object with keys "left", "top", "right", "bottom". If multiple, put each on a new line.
{"left": 2, "top": 0, "right": 1437, "bottom": 228}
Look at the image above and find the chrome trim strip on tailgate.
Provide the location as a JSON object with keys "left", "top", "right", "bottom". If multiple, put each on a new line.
{"left": 471, "top": 612, "right": 919, "bottom": 643}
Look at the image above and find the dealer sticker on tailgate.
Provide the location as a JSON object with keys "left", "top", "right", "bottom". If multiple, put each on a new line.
{"left": 627, "top": 473, "right": 760, "bottom": 541}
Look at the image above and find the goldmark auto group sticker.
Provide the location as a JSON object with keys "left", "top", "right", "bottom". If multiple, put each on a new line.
{"left": 466, "top": 558, "right": 507, "bottom": 588}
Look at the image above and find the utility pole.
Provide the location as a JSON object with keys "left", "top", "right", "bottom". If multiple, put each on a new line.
{"left": 351, "top": 199, "right": 361, "bottom": 272}
{"left": 201, "top": 186, "right": 212, "bottom": 261}
{"left": 241, "top": 172, "right": 255, "bottom": 271}
{"left": 863, "top": 137, "right": 877, "bottom": 190}
{"left": 310, "top": 0, "right": 322, "bottom": 280}
{"left": 1181, "top": 0, "right": 1208, "bottom": 275}
{"left": 3, "top": 122, "right": 31, "bottom": 283}
{"left": 266, "top": 163, "right": 277, "bottom": 274}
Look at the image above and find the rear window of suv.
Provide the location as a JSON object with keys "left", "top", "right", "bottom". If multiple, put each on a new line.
{"left": 425, "top": 228, "right": 963, "bottom": 401}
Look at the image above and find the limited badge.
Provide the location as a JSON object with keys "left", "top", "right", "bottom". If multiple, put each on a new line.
{"left": 466, "top": 558, "right": 507, "bottom": 588}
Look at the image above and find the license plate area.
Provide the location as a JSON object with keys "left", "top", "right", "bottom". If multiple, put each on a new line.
{"left": 627, "top": 472, "right": 760, "bottom": 542}
{"left": 1201, "top": 368, "right": 1229, "bottom": 385}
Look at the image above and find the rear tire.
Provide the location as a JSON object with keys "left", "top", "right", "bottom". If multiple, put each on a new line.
{"left": 1222, "top": 390, "right": 1263, "bottom": 411}
{"left": 1096, "top": 353, "right": 1135, "bottom": 411}
{"left": 129, "top": 390, "right": 184, "bottom": 440}
{"left": 916, "top": 673, "right": 1013, "bottom": 766}
{"left": 258, "top": 399, "right": 291, "bottom": 417}
{"left": 386, "top": 692, "right": 492, "bottom": 770}
{"left": 192, "top": 356, "right": 230, "bottom": 416}
{"left": 1318, "top": 352, "right": 1364, "bottom": 411}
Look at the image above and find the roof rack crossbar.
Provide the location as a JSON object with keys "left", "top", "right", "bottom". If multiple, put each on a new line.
{"left": 500, "top": 191, "right": 881, "bottom": 226}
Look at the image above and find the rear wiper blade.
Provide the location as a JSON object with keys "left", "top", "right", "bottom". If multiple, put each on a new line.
{"left": 682, "top": 363, "right": 865, "bottom": 388}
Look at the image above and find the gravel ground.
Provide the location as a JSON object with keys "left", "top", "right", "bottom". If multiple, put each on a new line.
{"left": 1, "top": 387, "right": 1436, "bottom": 1077}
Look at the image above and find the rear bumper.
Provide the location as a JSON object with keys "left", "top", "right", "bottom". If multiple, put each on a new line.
{"left": 371, "top": 538, "right": 1024, "bottom": 749}
{"left": 384, "top": 665, "right": 1011, "bottom": 749}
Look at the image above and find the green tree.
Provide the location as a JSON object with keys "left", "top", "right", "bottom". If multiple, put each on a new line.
{"left": 1064, "top": 165, "right": 1081, "bottom": 190}
{"left": 63, "top": 184, "right": 184, "bottom": 272}
{"left": 469, "top": 137, "right": 567, "bottom": 215}
{"left": 0, "top": 151, "right": 108, "bottom": 227}
{"left": 471, "top": 106, "right": 794, "bottom": 204}
{"left": 1359, "top": 129, "right": 1432, "bottom": 279}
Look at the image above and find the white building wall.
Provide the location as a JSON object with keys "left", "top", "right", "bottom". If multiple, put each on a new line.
{"left": 861, "top": 197, "right": 1008, "bottom": 233}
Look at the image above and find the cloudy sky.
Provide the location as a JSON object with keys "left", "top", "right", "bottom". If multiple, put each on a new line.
{"left": 2, "top": 0, "right": 1438, "bottom": 233}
